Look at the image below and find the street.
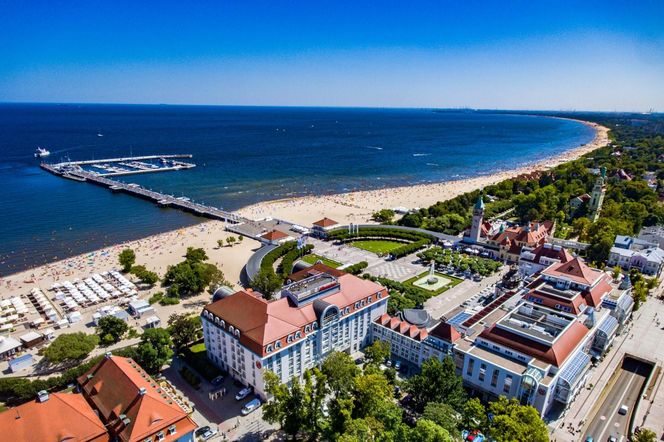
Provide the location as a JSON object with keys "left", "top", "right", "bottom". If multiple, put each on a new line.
{"left": 583, "top": 357, "right": 651, "bottom": 442}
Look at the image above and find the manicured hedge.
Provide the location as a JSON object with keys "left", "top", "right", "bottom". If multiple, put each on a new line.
{"left": 327, "top": 227, "right": 435, "bottom": 243}
{"left": 389, "top": 239, "right": 430, "bottom": 259}
{"left": 279, "top": 244, "right": 314, "bottom": 278}
{"left": 344, "top": 261, "right": 368, "bottom": 275}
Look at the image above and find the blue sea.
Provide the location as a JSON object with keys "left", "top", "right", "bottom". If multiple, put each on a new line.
{"left": 0, "top": 104, "right": 595, "bottom": 275}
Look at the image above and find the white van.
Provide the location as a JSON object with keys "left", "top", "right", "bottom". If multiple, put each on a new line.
{"left": 241, "top": 398, "right": 261, "bottom": 415}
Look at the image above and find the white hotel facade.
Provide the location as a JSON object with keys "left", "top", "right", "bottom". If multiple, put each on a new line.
{"left": 201, "top": 265, "right": 388, "bottom": 398}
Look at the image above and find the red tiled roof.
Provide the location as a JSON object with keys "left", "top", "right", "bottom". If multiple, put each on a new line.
{"left": 429, "top": 321, "right": 461, "bottom": 343}
{"left": 205, "top": 273, "right": 388, "bottom": 355}
{"left": 542, "top": 257, "right": 603, "bottom": 286}
{"left": 479, "top": 321, "right": 589, "bottom": 366}
{"left": 522, "top": 244, "right": 574, "bottom": 265}
{"left": 261, "top": 230, "right": 289, "bottom": 241}
{"left": 0, "top": 393, "right": 109, "bottom": 442}
{"left": 78, "top": 356, "right": 196, "bottom": 442}
{"left": 313, "top": 217, "right": 338, "bottom": 227}
{"left": 374, "top": 314, "right": 430, "bottom": 342}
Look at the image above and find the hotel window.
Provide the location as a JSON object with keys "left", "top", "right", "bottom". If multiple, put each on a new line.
{"left": 355, "top": 302, "right": 360, "bottom": 309}
{"left": 345, "top": 307, "right": 350, "bottom": 314}
{"left": 266, "top": 345, "right": 273, "bottom": 353}
{"left": 275, "top": 341, "right": 282, "bottom": 349}
{"left": 377, "top": 291, "right": 382, "bottom": 299}
{"left": 156, "top": 432, "right": 165, "bottom": 441}
{"left": 168, "top": 425, "right": 177, "bottom": 435}
{"left": 491, "top": 370, "right": 499, "bottom": 387}
{"left": 466, "top": 358, "right": 474, "bottom": 376}
{"left": 479, "top": 364, "right": 486, "bottom": 382}
{"left": 287, "top": 334, "right": 293, "bottom": 343}
{"left": 305, "top": 325, "right": 310, "bottom": 333}
{"left": 368, "top": 296, "right": 372, "bottom": 303}
{"left": 503, "top": 375, "right": 513, "bottom": 394}
{"left": 295, "top": 331, "right": 302, "bottom": 339}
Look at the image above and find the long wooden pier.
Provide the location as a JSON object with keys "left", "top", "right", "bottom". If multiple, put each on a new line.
{"left": 40, "top": 162, "right": 246, "bottom": 224}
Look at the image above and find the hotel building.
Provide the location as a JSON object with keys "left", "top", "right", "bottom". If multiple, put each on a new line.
{"left": 201, "top": 264, "right": 388, "bottom": 398}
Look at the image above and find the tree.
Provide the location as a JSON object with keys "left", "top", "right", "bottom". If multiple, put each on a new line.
{"left": 352, "top": 372, "right": 392, "bottom": 419}
{"left": 408, "top": 419, "right": 453, "bottom": 442}
{"left": 130, "top": 265, "right": 159, "bottom": 285}
{"left": 226, "top": 236, "right": 236, "bottom": 247}
{"left": 372, "top": 209, "right": 395, "bottom": 223}
{"left": 185, "top": 247, "right": 208, "bottom": 263}
{"left": 423, "top": 402, "right": 462, "bottom": 435}
{"left": 168, "top": 313, "right": 201, "bottom": 350}
{"left": 406, "top": 357, "right": 466, "bottom": 412}
{"left": 134, "top": 328, "right": 173, "bottom": 374}
{"left": 164, "top": 250, "right": 225, "bottom": 297}
{"left": 486, "top": 396, "right": 548, "bottom": 442}
{"left": 96, "top": 316, "right": 129, "bottom": 345}
{"left": 263, "top": 370, "right": 328, "bottom": 440}
{"left": 633, "top": 428, "right": 657, "bottom": 442}
{"left": 251, "top": 267, "right": 283, "bottom": 299}
{"left": 462, "top": 397, "right": 488, "bottom": 432}
{"left": 321, "top": 351, "right": 359, "bottom": 398}
{"left": 363, "top": 340, "right": 391, "bottom": 366}
{"left": 118, "top": 248, "right": 136, "bottom": 273}
{"left": 217, "top": 239, "right": 224, "bottom": 248}
{"left": 612, "top": 265, "right": 622, "bottom": 282}
{"left": 41, "top": 332, "right": 99, "bottom": 364}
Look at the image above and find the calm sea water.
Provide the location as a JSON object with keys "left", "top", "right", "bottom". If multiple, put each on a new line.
{"left": 0, "top": 104, "right": 594, "bottom": 275}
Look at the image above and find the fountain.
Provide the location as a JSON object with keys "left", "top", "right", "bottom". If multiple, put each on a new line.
{"left": 426, "top": 261, "right": 438, "bottom": 285}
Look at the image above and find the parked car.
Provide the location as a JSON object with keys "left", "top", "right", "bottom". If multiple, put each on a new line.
{"left": 241, "top": 398, "right": 262, "bottom": 415}
{"left": 211, "top": 376, "right": 224, "bottom": 386}
{"left": 608, "top": 436, "right": 617, "bottom": 442}
{"left": 195, "top": 426, "right": 218, "bottom": 441}
{"left": 386, "top": 360, "right": 392, "bottom": 368}
{"left": 235, "top": 386, "right": 252, "bottom": 401}
{"left": 394, "top": 360, "right": 402, "bottom": 371}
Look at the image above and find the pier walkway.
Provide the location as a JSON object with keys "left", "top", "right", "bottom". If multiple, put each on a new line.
{"left": 41, "top": 162, "right": 246, "bottom": 225}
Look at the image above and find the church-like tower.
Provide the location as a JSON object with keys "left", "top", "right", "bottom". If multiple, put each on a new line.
{"left": 588, "top": 167, "right": 607, "bottom": 222}
{"left": 468, "top": 194, "right": 485, "bottom": 243}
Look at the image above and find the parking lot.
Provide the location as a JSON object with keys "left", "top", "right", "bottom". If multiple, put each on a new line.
{"left": 165, "top": 357, "right": 277, "bottom": 441}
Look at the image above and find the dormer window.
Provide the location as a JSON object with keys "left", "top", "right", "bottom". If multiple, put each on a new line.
{"left": 312, "top": 322, "right": 318, "bottom": 330}
{"left": 354, "top": 302, "right": 360, "bottom": 309}
{"left": 266, "top": 344, "right": 273, "bottom": 353}
{"left": 168, "top": 425, "right": 177, "bottom": 435}
{"left": 377, "top": 292, "right": 382, "bottom": 299}
{"left": 305, "top": 325, "right": 310, "bottom": 333}
{"left": 287, "top": 334, "right": 293, "bottom": 343}
{"left": 220, "top": 320, "right": 225, "bottom": 328}
{"left": 368, "top": 296, "right": 372, "bottom": 303}
{"left": 229, "top": 325, "right": 235, "bottom": 333}
{"left": 275, "top": 341, "right": 282, "bottom": 349}
{"left": 235, "top": 329, "right": 240, "bottom": 337}
{"left": 295, "top": 331, "right": 302, "bottom": 339}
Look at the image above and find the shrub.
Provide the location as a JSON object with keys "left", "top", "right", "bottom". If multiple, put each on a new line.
{"left": 148, "top": 291, "right": 164, "bottom": 304}
{"left": 159, "top": 296, "right": 180, "bottom": 306}
{"left": 344, "top": 261, "right": 369, "bottom": 275}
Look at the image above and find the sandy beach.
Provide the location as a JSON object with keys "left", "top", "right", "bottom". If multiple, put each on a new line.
{"left": 0, "top": 119, "right": 608, "bottom": 299}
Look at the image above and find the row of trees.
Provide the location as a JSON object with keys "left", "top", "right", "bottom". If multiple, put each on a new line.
{"left": 417, "top": 247, "right": 502, "bottom": 276}
{"left": 263, "top": 342, "right": 548, "bottom": 441}
{"left": 217, "top": 234, "right": 243, "bottom": 248}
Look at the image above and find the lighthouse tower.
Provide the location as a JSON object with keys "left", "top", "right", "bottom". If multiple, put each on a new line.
{"left": 468, "top": 194, "right": 485, "bottom": 244}
{"left": 588, "top": 167, "right": 607, "bottom": 222}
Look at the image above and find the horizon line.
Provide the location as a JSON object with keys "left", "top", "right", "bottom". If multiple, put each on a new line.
{"left": 0, "top": 100, "right": 659, "bottom": 115}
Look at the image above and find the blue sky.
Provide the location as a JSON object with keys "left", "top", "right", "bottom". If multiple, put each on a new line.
{"left": 1, "top": 1, "right": 663, "bottom": 111}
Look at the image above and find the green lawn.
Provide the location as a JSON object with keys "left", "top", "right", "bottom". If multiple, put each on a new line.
{"left": 301, "top": 254, "right": 342, "bottom": 268}
{"left": 350, "top": 240, "right": 404, "bottom": 255}
{"left": 182, "top": 342, "right": 224, "bottom": 381}
{"left": 403, "top": 271, "right": 464, "bottom": 296}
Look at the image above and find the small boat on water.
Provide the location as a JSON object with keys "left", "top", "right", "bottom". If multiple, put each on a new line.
{"left": 97, "top": 133, "right": 104, "bottom": 137}
{"left": 34, "top": 147, "right": 50, "bottom": 158}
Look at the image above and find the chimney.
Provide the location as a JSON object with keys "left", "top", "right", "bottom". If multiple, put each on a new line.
{"left": 139, "top": 387, "right": 146, "bottom": 396}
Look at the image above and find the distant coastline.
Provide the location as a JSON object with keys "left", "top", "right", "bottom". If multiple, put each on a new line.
{"left": 0, "top": 116, "right": 607, "bottom": 291}
{"left": 236, "top": 117, "right": 609, "bottom": 226}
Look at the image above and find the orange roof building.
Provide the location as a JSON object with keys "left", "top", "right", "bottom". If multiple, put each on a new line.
{"left": 0, "top": 392, "right": 109, "bottom": 442}
{"left": 311, "top": 217, "right": 339, "bottom": 237}
{"left": 259, "top": 229, "right": 292, "bottom": 245}
{"left": 518, "top": 243, "right": 574, "bottom": 276}
{"left": 78, "top": 355, "right": 196, "bottom": 442}
{"left": 202, "top": 266, "right": 388, "bottom": 399}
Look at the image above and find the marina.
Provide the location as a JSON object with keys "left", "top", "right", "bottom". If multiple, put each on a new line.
{"left": 44, "top": 154, "right": 196, "bottom": 177}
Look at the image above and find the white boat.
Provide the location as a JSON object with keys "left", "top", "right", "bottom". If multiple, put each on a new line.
{"left": 97, "top": 133, "right": 104, "bottom": 137}
{"left": 34, "top": 147, "right": 50, "bottom": 158}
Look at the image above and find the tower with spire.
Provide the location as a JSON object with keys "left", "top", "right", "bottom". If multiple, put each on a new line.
{"left": 468, "top": 193, "right": 485, "bottom": 243}
{"left": 588, "top": 166, "right": 607, "bottom": 222}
